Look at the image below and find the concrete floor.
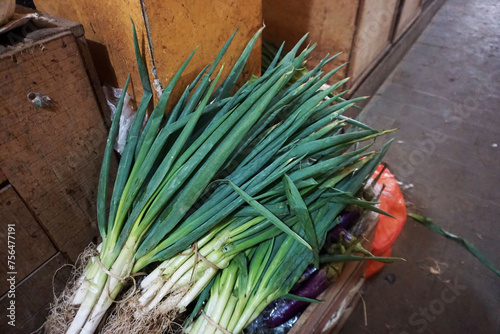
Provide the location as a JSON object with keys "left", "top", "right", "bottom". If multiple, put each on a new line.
{"left": 341, "top": 0, "right": 500, "bottom": 333}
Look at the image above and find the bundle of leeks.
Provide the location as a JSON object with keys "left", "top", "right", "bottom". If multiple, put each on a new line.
{"left": 47, "top": 23, "right": 267, "bottom": 334}
{"left": 185, "top": 138, "right": 392, "bottom": 334}
{"left": 47, "top": 21, "right": 394, "bottom": 333}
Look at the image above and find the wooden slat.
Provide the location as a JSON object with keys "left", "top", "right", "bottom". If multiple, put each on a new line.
{"left": 0, "top": 32, "right": 107, "bottom": 261}
{"left": 143, "top": 0, "right": 262, "bottom": 104}
{"left": 263, "top": 0, "right": 360, "bottom": 84}
{"left": 349, "top": 0, "right": 399, "bottom": 87}
{"left": 36, "top": 1, "right": 262, "bottom": 104}
{"left": 0, "top": 253, "right": 70, "bottom": 333}
{"left": 330, "top": 285, "right": 363, "bottom": 334}
{"left": 35, "top": 0, "right": 145, "bottom": 101}
{"left": 394, "top": 0, "right": 423, "bottom": 41}
{"left": 0, "top": 185, "right": 57, "bottom": 295}
{"left": 350, "top": 0, "right": 446, "bottom": 110}
{"left": 290, "top": 259, "right": 366, "bottom": 334}
{"left": 74, "top": 36, "right": 110, "bottom": 126}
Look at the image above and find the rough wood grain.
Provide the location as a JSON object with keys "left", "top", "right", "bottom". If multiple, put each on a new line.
{"left": 74, "top": 36, "right": 110, "bottom": 127}
{"left": 143, "top": 0, "right": 262, "bottom": 104}
{"left": 263, "top": 0, "right": 360, "bottom": 84}
{"left": 0, "top": 253, "right": 69, "bottom": 333}
{"left": 36, "top": 0, "right": 262, "bottom": 105}
{"left": 350, "top": 0, "right": 446, "bottom": 110}
{"left": 349, "top": 0, "right": 399, "bottom": 87}
{"left": 0, "top": 32, "right": 107, "bottom": 261}
{"left": 394, "top": 0, "right": 423, "bottom": 41}
{"left": 35, "top": 0, "right": 145, "bottom": 101}
{"left": 0, "top": 184, "right": 57, "bottom": 296}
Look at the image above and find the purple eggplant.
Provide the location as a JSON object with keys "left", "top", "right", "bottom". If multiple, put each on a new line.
{"left": 288, "top": 264, "right": 318, "bottom": 294}
{"left": 335, "top": 208, "right": 360, "bottom": 230}
{"left": 264, "top": 262, "right": 344, "bottom": 328}
{"left": 297, "top": 264, "right": 317, "bottom": 284}
{"left": 325, "top": 208, "right": 360, "bottom": 247}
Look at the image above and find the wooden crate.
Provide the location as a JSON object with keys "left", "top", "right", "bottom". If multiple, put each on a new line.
{"left": 0, "top": 7, "right": 109, "bottom": 332}
{"left": 36, "top": 0, "right": 263, "bottom": 104}
{"left": 0, "top": 7, "right": 108, "bottom": 261}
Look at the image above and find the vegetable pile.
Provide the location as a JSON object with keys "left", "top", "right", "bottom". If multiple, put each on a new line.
{"left": 46, "top": 24, "right": 396, "bottom": 334}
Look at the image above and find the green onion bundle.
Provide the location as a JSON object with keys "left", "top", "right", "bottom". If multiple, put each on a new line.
{"left": 136, "top": 147, "right": 389, "bottom": 312}
{"left": 47, "top": 21, "right": 394, "bottom": 334}
{"left": 186, "top": 139, "right": 391, "bottom": 334}
{"left": 48, "top": 23, "right": 269, "bottom": 334}
{"left": 107, "top": 39, "right": 393, "bottom": 334}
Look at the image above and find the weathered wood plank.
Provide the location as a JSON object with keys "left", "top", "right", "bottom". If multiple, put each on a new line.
{"left": 263, "top": 0, "right": 360, "bottom": 84}
{"left": 350, "top": 0, "right": 446, "bottom": 110}
{"left": 0, "top": 31, "right": 107, "bottom": 261}
{"left": 36, "top": 1, "right": 262, "bottom": 104}
{"left": 0, "top": 184, "right": 57, "bottom": 296}
{"left": 349, "top": 0, "right": 399, "bottom": 87}
{"left": 143, "top": 0, "right": 262, "bottom": 103}
{"left": 35, "top": 0, "right": 145, "bottom": 100}
{"left": 0, "top": 253, "right": 69, "bottom": 333}
{"left": 394, "top": 0, "right": 423, "bottom": 41}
